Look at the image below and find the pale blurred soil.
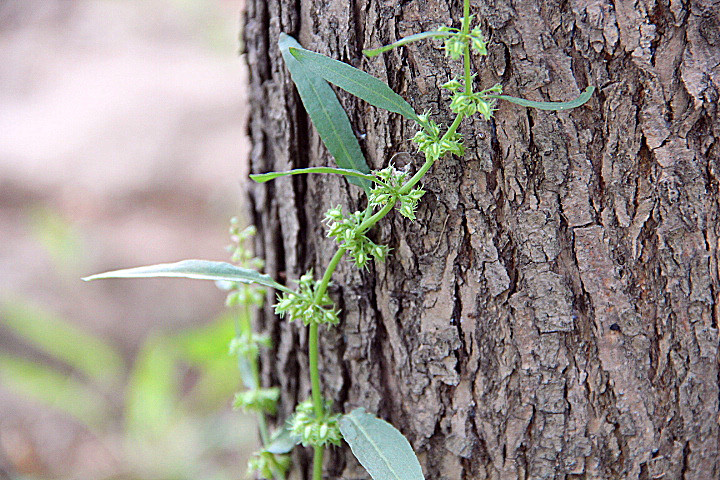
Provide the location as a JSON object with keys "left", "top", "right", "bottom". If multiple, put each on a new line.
{"left": 0, "top": 1, "right": 256, "bottom": 478}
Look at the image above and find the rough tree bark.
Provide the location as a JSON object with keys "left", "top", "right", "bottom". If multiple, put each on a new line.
{"left": 243, "top": 1, "right": 719, "bottom": 479}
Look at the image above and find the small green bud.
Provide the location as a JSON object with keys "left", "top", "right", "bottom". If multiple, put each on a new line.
{"left": 470, "top": 27, "right": 487, "bottom": 55}
{"left": 399, "top": 203, "right": 416, "bottom": 220}
{"left": 442, "top": 78, "right": 462, "bottom": 92}
{"left": 356, "top": 252, "right": 367, "bottom": 268}
{"left": 319, "top": 423, "right": 329, "bottom": 440}
{"left": 408, "top": 188, "right": 425, "bottom": 201}
{"left": 233, "top": 387, "right": 280, "bottom": 414}
{"left": 477, "top": 98, "right": 494, "bottom": 120}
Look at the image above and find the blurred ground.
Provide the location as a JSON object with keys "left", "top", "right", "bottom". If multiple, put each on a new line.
{"left": 0, "top": 1, "right": 257, "bottom": 478}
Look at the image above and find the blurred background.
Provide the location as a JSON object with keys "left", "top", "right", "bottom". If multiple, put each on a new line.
{"left": 0, "top": 1, "right": 258, "bottom": 478}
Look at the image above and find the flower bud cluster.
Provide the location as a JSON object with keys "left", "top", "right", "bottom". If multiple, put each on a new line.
{"left": 438, "top": 17, "right": 488, "bottom": 59}
{"left": 369, "top": 165, "right": 426, "bottom": 221}
{"left": 324, "top": 207, "right": 390, "bottom": 269}
{"left": 233, "top": 387, "right": 280, "bottom": 414}
{"left": 468, "top": 25, "right": 488, "bottom": 55}
{"left": 228, "top": 219, "right": 264, "bottom": 269}
{"left": 289, "top": 400, "right": 342, "bottom": 448}
{"left": 225, "top": 284, "right": 265, "bottom": 307}
{"left": 274, "top": 271, "right": 340, "bottom": 326}
{"left": 247, "top": 451, "right": 292, "bottom": 480}
{"left": 412, "top": 115, "right": 464, "bottom": 160}
{"left": 449, "top": 84, "right": 502, "bottom": 121}
{"left": 229, "top": 332, "right": 272, "bottom": 358}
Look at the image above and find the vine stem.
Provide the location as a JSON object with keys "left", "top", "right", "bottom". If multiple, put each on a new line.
{"left": 462, "top": 0, "right": 472, "bottom": 92}
{"left": 307, "top": 247, "right": 345, "bottom": 480}
{"left": 306, "top": 5, "right": 473, "bottom": 478}
{"left": 313, "top": 445, "right": 324, "bottom": 480}
{"left": 310, "top": 247, "right": 346, "bottom": 417}
{"left": 241, "top": 300, "right": 270, "bottom": 445}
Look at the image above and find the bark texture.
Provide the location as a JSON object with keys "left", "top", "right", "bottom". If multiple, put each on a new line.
{"left": 244, "top": 1, "right": 720, "bottom": 478}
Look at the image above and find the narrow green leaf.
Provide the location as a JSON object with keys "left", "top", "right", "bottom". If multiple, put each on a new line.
{"left": 486, "top": 85, "right": 595, "bottom": 111}
{"left": 278, "top": 34, "right": 371, "bottom": 192}
{"left": 289, "top": 46, "right": 420, "bottom": 123}
{"left": 250, "top": 167, "right": 376, "bottom": 184}
{"left": 83, "top": 259, "right": 292, "bottom": 294}
{"left": 339, "top": 408, "right": 424, "bottom": 480}
{"left": 363, "top": 30, "right": 452, "bottom": 57}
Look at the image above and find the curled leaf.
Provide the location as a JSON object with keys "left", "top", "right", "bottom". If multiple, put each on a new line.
{"left": 486, "top": 86, "right": 595, "bottom": 111}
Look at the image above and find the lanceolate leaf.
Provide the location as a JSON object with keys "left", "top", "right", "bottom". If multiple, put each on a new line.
{"left": 363, "top": 31, "right": 452, "bottom": 58}
{"left": 278, "top": 34, "right": 371, "bottom": 192}
{"left": 251, "top": 167, "right": 376, "bottom": 184}
{"left": 289, "top": 46, "right": 420, "bottom": 123}
{"left": 339, "top": 408, "right": 424, "bottom": 480}
{"left": 486, "top": 85, "right": 595, "bottom": 111}
{"left": 83, "top": 260, "right": 292, "bottom": 294}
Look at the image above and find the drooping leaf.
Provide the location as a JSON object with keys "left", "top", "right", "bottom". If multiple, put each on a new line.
{"left": 237, "top": 355, "right": 258, "bottom": 390}
{"left": 265, "top": 426, "right": 298, "bottom": 454}
{"left": 363, "top": 30, "right": 452, "bottom": 57}
{"left": 289, "top": 46, "right": 420, "bottom": 123}
{"left": 486, "top": 85, "right": 595, "bottom": 111}
{"left": 83, "top": 259, "right": 292, "bottom": 294}
{"left": 1, "top": 300, "right": 124, "bottom": 386}
{"left": 278, "top": 34, "right": 371, "bottom": 192}
{"left": 339, "top": 408, "right": 424, "bottom": 480}
{"left": 251, "top": 167, "right": 376, "bottom": 184}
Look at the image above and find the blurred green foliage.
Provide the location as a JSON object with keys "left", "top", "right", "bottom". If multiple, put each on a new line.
{"left": 0, "top": 299, "right": 254, "bottom": 480}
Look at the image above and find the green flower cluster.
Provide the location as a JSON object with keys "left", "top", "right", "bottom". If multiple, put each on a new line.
{"left": 446, "top": 82, "right": 502, "bottom": 120}
{"left": 247, "top": 451, "right": 292, "bottom": 480}
{"left": 369, "top": 165, "right": 426, "bottom": 221}
{"left": 229, "top": 332, "right": 272, "bottom": 358}
{"left": 228, "top": 220, "right": 265, "bottom": 269}
{"left": 225, "top": 284, "right": 265, "bottom": 307}
{"left": 289, "top": 400, "right": 342, "bottom": 448}
{"left": 233, "top": 387, "right": 280, "bottom": 414}
{"left": 438, "top": 16, "right": 488, "bottom": 59}
{"left": 274, "top": 270, "right": 340, "bottom": 325}
{"left": 324, "top": 207, "right": 389, "bottom": 269}
{"left": 412, "top": 113, "right": 464, "bottom": 160}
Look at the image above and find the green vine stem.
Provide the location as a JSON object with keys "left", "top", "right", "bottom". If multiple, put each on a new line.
{"left": 240, "top": 299, "right": 270, "bottom": 444}
{"left": 304, "top": 5, "right": 475, "bottom": 479}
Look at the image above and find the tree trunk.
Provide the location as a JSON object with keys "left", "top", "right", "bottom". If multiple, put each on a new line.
{"left": 243, "top": 1, "right": 719, "bottom": 479}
